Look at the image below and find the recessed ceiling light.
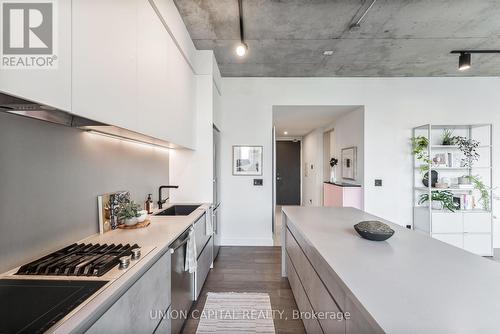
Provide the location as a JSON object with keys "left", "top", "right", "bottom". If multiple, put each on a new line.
{"left": 284, "top": 131, "right": 288, "bottom": 135}
{"left": 458, "top": 52, "right": 471, "bottom": 71}
{"left": 323, "top": 50, "right": 334, "bottom": 56}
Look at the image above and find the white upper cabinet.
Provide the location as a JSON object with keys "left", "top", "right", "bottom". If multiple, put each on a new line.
{"left": 0, "top": 0, "right": 71, "bottom": 110}
{"left": 72, "top": 0, "right": 196, "bottom": 148}
{"left": 137, "top": 0, "right": 196, "bottom": 149}
{"left": 71, "top": 0, "right": 138, "bottom": 127}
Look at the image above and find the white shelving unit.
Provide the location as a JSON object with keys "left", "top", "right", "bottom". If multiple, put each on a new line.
{"left": 412, "top": 124, "right": 494, "bottom": 256}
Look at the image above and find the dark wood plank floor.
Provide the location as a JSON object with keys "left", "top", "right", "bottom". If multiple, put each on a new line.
{"left": 182, "top": 246, "right": 306, "bottom": 334}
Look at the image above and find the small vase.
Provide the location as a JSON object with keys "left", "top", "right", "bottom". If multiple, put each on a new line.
{"left": 123, "top": 217, "right": 138, "bottom": 226}
{"left": 330, "top": 167, "right": 336, "bottom": 183}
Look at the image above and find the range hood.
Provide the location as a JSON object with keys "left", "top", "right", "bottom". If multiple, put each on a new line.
{"left": 0, "top": 92, "right": 179, "bottom": 149}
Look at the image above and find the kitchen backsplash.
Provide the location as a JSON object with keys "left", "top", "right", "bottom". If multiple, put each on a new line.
{"left": 0, "top": 112, "right": 169, "bottom": 273}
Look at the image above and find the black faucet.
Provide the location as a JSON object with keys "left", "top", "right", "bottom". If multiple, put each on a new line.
{"left": 158, "top": 185, "right": 179, "bottom": 209}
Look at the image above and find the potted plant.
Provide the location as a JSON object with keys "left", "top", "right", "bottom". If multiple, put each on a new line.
{"left": 411, "top": 136, "right": 431, "bottom": 174}
{"left": 118, "top": 201, "right": 142, "bottom": 226}
{"left": 418, "top": 190, "right": 459, "bottom": 212}
{"left": 329, "top": 157, "right": 338, "bottom": 183}
{"left": 462, "top": 175, "right": 490, "bottom": 211}
{"left": 454, "top": 136, "right": 480, "bottom": 168}
{"left": 441, "top": 129, "right": 456, "bottom": 145}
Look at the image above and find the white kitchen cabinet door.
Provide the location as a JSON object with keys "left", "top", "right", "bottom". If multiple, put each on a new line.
{"left": 137, "top": 0, "right": 196, "bottom": 149}
{"left": 72, "top": 0, "right": 138, "bottom": 126}
{"left": 0, "top": 0, "right": 71, "bottom": 110}
{"left": 431, "top": 213, "right": 463, "bottom": 233}
{"left": 463, "top": 212, "right": 492, "bottom": 233}
{"left": 432, "top": 233, "right": 463, "bottom": 249}
{"left": 464, "top": 234, "right": 492, "bottom": 256}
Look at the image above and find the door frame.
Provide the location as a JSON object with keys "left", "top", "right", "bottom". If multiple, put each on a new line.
{"left": 272, "top": 132, "right": 303, "bottom": 234}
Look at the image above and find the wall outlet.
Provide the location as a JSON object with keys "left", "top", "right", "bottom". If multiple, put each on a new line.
{"left": 375, "top": 179, "right": 382, "bottom": 187}
{"left": 253, "top": 179, "right": 263, "bottom": 186}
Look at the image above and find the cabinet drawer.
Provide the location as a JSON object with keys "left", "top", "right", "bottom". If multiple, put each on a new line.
{"left": 432, "top": 233, "right": 463, "bottom": 249}
{"left": 464, "top": 234, "right": 492, "bottom": 256}
{"left": 195, "top": 237, "right": 213, "bottom": 300}
{"left": 286, "top": 229, "right": 344, "bottom": 333}
{"left": 87, "top": 252, "right": 171, "bottom": 334}
{"left": 194, "top": 214, "right": 210, "bottom": 258}
{"left": 285, "top": 252, "right": 323, "bottom": 334}
{"left": 432, "top": 213, "right": 462, "bottom": 233}
{"left": 463, "top": 213, "right": 492, "bottom": 233}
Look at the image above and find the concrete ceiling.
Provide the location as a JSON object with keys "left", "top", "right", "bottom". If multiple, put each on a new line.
{"left": 173, "top": 0, "right": 500, "bottom": 77}
{"left": 273, "top": 105, "right": 361, "bottom": 137}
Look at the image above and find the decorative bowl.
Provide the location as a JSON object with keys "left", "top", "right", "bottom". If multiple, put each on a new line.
{"left": 354, "top": 221, "right": 394, "bottom": 241}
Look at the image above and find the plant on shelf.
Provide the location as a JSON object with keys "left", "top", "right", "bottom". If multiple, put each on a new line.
{"left": 462, "top": 175, "right": 490, "bottom": 211}
{"left": 411, "top": 136, "right": 431, "bottom": 174}
{"left": 454, "top": 136, "right": 480, "bottom": 167}
{"left": 418, "top": 190, "right": 459, "bottom": 212}
{"left": 441, "top": 129, "right": 456, "bottom": 145}
{"left": 118, "top": 200, "right": 141, "bottom": 225}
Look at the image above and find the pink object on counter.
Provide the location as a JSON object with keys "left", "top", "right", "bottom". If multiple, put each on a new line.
{"left": 323, "top": 182, "right": 362, "bottom": 209}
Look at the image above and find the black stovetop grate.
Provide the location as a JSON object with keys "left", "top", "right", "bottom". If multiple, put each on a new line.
{"left": 16, "top": 243, "right": 139, "bottom": 277}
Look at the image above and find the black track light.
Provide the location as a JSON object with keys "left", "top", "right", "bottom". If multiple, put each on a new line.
{"left": 451, "top": 50, "right": 500, "bottom": 71}
{"left": 458, "top": 52, "right": 471, "bottom": 71}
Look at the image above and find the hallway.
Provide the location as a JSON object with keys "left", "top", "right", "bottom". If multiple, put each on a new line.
{"left": 182, "top": 247, "right": 305, "bottom": 334}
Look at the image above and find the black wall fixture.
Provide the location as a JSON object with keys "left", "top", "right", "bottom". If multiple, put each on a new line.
{"left": 235, "top": 0, "right": 248, "bottom": 57}
{"left": 451, "top": 50, "right": 500, "bottom": 71}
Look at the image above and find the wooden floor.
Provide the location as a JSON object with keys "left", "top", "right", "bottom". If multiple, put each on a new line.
{"left": 182, "top": 246, "right": 305, "bottom": 334}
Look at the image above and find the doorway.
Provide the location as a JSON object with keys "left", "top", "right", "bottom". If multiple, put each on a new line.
{"left": 276, "top": 140, "right": 301, "bottom": 205}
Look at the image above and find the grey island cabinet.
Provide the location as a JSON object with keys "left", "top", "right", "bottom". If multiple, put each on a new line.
{"left": 281, "top": 206, "right": 500, "bottom": 334}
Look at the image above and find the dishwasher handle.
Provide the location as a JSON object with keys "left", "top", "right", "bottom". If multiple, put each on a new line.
{"left": 170, "top": 236, "right": 190, "bottom": 254}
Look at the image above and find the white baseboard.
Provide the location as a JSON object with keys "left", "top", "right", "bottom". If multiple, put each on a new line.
{"left": 221, "top": 237, "right": 274, "bottom": 246}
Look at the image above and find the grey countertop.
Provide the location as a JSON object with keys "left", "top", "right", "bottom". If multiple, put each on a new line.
{"left": 1, "top": 203, "right": 210, "bottom": 334}
{"left": 282, "top": 206, "right": 500, "bottom": 334}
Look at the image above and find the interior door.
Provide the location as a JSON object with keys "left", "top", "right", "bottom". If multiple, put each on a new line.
{"left": 276, "top": 141, "right": 301, "bottom": 205}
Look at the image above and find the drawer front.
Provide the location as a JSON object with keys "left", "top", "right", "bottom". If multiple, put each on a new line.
{"left": 464, "top": 234, "right": 492, "bottom": 256}
{"left": 432, "top": 213, "right": 463, "bottom": 233}
{"left": 195, "top": 237, "right": 213, "bottom": 300}
{"left": 87, "top": 252, "right": 171, "bottom": 334}
{"left": 463, "top": 213, "right": 492, "bottom": 233}
{"left": 286, "top": 229, "right": 345, "bottom": 333}
{"left": 286, "top": 252, "right": 323, "bottom": 334}
{"left": 194, "top": 214, "right": 210, "bottom": 258}
{"left": 432, "top": 233, "right": 463, "bottom": 249}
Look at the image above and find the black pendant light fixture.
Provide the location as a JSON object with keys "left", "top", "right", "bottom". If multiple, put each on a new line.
{"left": 451, "top": 50, "right": 500, "bottom": 71}
{"left": 235, "top": 0, "right": 247, "bottom": 57}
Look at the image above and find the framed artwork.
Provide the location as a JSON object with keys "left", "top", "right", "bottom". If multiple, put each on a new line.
{"left": 233, "top": 146, "right": 263, "bottom": 175}
{"left": 341, "top": 147, "right": 357, "bottom": 180}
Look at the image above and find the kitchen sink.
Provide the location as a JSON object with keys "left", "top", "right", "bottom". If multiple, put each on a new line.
{"left": 155, "top": 205, "right": 201, "bottom": 216}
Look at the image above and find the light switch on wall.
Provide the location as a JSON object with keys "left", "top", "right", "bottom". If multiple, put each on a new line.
{"left": 375, "top": 179, "right": 382, "bottom": 186}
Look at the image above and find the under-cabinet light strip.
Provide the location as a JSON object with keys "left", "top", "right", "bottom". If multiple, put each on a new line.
{"left": 85, "top": 130, "right": 171, "bottom": 151}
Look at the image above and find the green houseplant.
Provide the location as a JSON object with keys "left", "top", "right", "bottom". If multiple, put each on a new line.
{"left": 411, "top": 136, "right": 431, "bottom": 174}
{"left": 418, "top": 190, "right": 459, "bottom": 212}
{"left": 118, "top": 200, "right": 141, "bottom": 226}
{"left": 462, "top": 175, "right": 490, "bottom": 211}
{"left": 441, "top": 129, "right": 456, "bottom": 145}
{"left": 454, "top": 136, "right": 480, "bottom": 168}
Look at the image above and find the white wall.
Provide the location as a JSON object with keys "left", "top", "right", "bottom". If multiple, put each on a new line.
{"left": 219, "top": 77, "right": 500, "bottom": 246}
{"left": 302, "top": 129, "right": 324, "bottom": 206}
{"left": 330, "top": 107, "right": 365, "bottom": 191}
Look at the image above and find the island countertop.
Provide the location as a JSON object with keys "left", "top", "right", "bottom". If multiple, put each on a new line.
{"left": 282, "top": 206, "right": 500, "bottom": 334}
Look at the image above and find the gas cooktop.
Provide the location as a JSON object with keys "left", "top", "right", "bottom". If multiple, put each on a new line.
{"left": 16, "top": 243, "right": 141, "bottom": 277}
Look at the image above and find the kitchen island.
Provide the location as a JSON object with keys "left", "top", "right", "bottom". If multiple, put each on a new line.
{"left": 282, "top": 206, "right": 500, "bottom": 334}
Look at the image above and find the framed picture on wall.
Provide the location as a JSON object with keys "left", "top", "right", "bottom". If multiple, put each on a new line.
{"left": 233, "top": 146, "right": 263, "bottom": 175}
{"left": 341, "top": 147, "right": 357, "bottom": 180}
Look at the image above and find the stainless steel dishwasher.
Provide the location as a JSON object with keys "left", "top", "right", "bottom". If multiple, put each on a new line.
{"left": 170, "top": 229, "right": 195, "bottom": 334}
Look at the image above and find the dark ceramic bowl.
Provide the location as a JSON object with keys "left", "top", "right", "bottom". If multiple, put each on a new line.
{"left": 354, "top": 221, "right": 395, "bottom": 241}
